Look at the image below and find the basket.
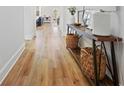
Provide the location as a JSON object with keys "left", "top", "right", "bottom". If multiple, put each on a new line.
{"left": 66, "top": 34, "right": 79, "bottom": 49}
{"left": 80, "top": 47, "right": 106, "bottom": 80}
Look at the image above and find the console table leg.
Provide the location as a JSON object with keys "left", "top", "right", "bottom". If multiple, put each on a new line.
{"left": 110, "top": 42, "right": 119, "bottom": 85}
{"left": 67, "top": 25, "right": 69, "bottom": 34}
{"left": 93, "top": 40, "right": 99, "bottom": 86}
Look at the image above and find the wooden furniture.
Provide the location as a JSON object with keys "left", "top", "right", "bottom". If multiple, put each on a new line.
{"left": 67, "top": 24, "right": 122, "bottom": 86}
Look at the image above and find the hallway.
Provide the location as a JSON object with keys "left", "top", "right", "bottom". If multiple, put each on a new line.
{"left": 2, "top": 23, "right": 89, "bottom": 86}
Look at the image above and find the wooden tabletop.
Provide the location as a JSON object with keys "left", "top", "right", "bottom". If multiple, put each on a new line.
{"left": 93, "top": 35, "right": 122, "bottom": 42}
{"left": 67, "top": 24, "right": 122, "bottom": 42}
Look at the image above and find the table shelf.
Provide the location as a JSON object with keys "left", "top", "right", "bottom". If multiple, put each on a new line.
{"left": 67, "top": 48, "right": 113, "bottom": 86}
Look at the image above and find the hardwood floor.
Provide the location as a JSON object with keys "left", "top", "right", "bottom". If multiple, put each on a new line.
{"left": 2, "top": 23, "right": 90, "bottom": 86}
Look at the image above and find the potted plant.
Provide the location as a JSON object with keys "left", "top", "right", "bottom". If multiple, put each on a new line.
{"left": 68, "top": 6, "right": 76, "bottom": 24}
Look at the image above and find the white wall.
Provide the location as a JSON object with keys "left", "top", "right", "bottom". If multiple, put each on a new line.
{"left": 61, "top": 6, "right": 72, "bottom": 36}
{"left": 110, "top": 6, "right": 124, "bottom": 85}
{"left": 59, "top": 7, "right": 64, "bottom": 34}
{"left": 0, "top": 6, "right": 25, "bottom": 83}
{"left": 24, "top": 6, "right": 35, "bottom": 40}
{"left": 85, "top": 6, "right": 116, "bottom": 11}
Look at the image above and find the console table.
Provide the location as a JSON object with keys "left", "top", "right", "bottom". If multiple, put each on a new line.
{"left": 67, "top": 24, "right": 122, "bottom": 86}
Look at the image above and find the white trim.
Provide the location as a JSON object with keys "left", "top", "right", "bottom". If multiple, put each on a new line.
{"left": 0, "top": 43, "right": 25, "bottom": 85}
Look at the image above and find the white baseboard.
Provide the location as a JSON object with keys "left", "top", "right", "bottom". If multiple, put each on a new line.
{"left": 0, "top": 43, "right": 25, "bottom": 85}
{"left": 24, "top": 35, "right": 34, "bottom": 40}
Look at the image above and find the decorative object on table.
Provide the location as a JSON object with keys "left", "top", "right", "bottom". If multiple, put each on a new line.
{"left": 92, "top": 12, "right": 111, "bottom": 36}
{"left": 66, "top": 34, "right": 79, "bottom": 49}
{"left": 76, "top": 6, "right": 89, "bottom": 27}
{"left": 68, "top": 6, "right": 76, "bottom": 24}
{"left": 80, "top": 47, "right": 106, "bottom": 80}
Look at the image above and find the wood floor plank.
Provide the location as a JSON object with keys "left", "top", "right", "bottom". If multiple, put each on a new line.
{"left": 1, "top": 23, "right": 90, "bottom": 86}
